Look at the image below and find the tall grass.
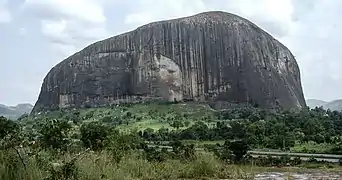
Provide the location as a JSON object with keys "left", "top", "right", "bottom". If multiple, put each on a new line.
{"left": 76, "top": 152, "right": 255, "bottom": 179}
{"left": 0, "top": 149, "right": 45, "bottom": 180}
{"left": 0, "top": 149, "right": 255, "bottom": 180}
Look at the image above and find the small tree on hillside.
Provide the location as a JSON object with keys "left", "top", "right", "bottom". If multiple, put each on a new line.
{"left": 170, "top": 120, "right": 184, "bottom": 130}
{"left": 0, "top": 116, "right": 20, "bottom": 140}
{"left": 38, "top": 119, "right": 72, "bottom": 150}
{"left": 184, "top": 121, "right": 190, "bottom": 127}
{"left": 80, "top": 122, "right": 111, "bottom": 151}
{"left": 143, "top": 128, "right": 155, "bottom": 141}
{"left": 0, "top": 116, "right": 22, "bottom": 149}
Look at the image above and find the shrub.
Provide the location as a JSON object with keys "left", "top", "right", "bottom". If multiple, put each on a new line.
{"left": 0, "top": 116, "right": 20, "bottom": 140}
{"left": 179, "top": 153, "right": 219, "bottom": 178}
{"left": 101, "top": 116, "right": 113, "bottom": 123}
{"left": 225, "top": 140, "right": 249, "bottom": 162}
{"left": 107, "top": 133, "right": 144, "bottom": 163}
{"left": 84, "top": 111, "right": 94, "bottom": 119}
{"left": 292, "top": 156, "right": 302, "bottom": 166}
{"left": 184, "top": 121, "right": 191, "bottom": 127}
{"left": 37, "top": 119, "right": 72, "bottom": 150}
{"left": 143, "top": 147, "right": 168, "bottom": 162}
{"left": 80, "top": 122, "right": 112, "bottom": 151}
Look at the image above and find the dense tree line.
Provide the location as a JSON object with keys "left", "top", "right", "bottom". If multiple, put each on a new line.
{"left": 139, "top": 107, "right": 342, "bottom": 152}
{"left": 3, "top": 105, "right": 342, "bottom": 154}
{"left": 3, "top": 105, "right": 342, "bottom": 153}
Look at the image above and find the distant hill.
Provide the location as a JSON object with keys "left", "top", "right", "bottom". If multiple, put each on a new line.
{"left": 306, "top": 99, "right": 327, "bottom": 108}
{"left": 306, "top": 99, "right": 342, "bottom": 111}
{"left": 0, "top": 103, "right": 33, "bottom": 119}
{"left": 324, "top": 100, "right": 342, "bottom": 111}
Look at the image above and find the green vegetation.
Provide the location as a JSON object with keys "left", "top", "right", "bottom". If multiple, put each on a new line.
{"left": 16, "top": 102, "right": 342, "bottom": 153}
{"left": 0, "top": 115, "right": 257, "bottom": 180}
{"left": 1, "top": 102, "right": 342, "bottom": 179}
{"left": 291, "top": 142, "right": 341, "bottom": 154}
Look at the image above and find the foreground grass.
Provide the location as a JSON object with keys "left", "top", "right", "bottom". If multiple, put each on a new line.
{"left": 1, "top": 150, "right": 257, "bottom": 180}
{"left": 2, "top": 148, "right": 342, "bottom": 180}
{"left": 77, "top": 152, "right": 254, "bottom": 180}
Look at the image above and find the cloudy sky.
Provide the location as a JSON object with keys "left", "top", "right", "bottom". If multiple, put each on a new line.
{"left": 0, "top": 0, "right": 341, "bottom": 106}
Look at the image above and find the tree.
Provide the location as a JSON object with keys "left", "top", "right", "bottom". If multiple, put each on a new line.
{"left": 101, "top": 116, "right": 113, "bottom": 123}
{"left": 144, "top": 146, "right": 168, "bottom": 162}
{"left": 314, "top": 134, "right": 325, "bottom": 144}
{"left": 38, "top": 119, "right": 72, "bottom": 150}
{"left": 70, "top": 111, "right": 81, "bottom": 124}
{"left": 182, "top": 144, "right": 196, "bottom": 160}
{"left": 225, "top": 140, "right": 249, "bottom": 162}
{"left": 229, "top": 120, "right": 247, "bottom": 139}
{"left": 80, "top": 122, "right": 111, "bottom": 151}
{"left": 0, "top": 116, "right": 20, "bottom": 140}
{"left": 184, "top": 121, "right": 190, "bottom": 127}
{"left": 170, "top": 120, "right": 184, "bottom": 130}
{"left": 180, "top": 121, "right": 209, "bottom": 140}
{"left": 107, "top": 133, "right": 144, "bottom": 163}
{"left": 84, "top": 110, "right": 94, "bottom": 119}
{"left": 0, "top": 116, "right": 22, "bottom": 149}
{"left": 157, "top": 127, "right": 170, "bottom": 141}
{"left": 143, "top": 128, "right": 155, "bottom": 141}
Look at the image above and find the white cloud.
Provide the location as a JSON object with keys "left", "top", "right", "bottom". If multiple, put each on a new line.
{"left": 124, "top": 0, "right": 208, "bottom": 27}
{"left": 123, "top": 0, "right": 294, "bottom": 38}
{"left": 209, "top": 0, "right": 295, "bottom": 38}
{"left": 24, "top": 0, "right": 106, "bottom": 24}
{"left": 23, "top": 0, "right": 109, "bottom": 56}
{"left": 0, "top": 0, "right": 11, "bottom": 23}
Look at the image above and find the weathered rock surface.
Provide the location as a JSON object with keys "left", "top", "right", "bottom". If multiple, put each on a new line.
{"left": 32, "top": 11, "right": 306, "bottom": 112}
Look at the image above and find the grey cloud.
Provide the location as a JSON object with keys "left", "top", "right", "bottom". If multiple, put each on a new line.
{"left": 22, "top": 0, "right": 109, "bottom": 57}
{"left": 200, "top": 0, "right": 293, "bottom": 38}
{"left": 285, "top": 0, "right": 342, "bottom": 101}
{"left": 291, "top": 0, "right": 316, "bottom": 19}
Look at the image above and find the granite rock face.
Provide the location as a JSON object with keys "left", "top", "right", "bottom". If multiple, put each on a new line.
{"left": 32, "top": 11, "right": 306, "bottom": 112}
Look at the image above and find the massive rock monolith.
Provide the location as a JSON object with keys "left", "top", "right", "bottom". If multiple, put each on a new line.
{"left": 32, "top": 11, "right": 306, "bottom": 112}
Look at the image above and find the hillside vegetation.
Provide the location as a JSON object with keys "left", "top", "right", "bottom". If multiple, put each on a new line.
{"left": 20, "top": 102, "right": 342, "bottom": 153}
{"left": 1, "top": 102, "right": 342, "bottom": 179}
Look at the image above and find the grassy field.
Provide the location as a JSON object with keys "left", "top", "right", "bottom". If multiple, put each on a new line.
{"left": 66, "top": 102, "right": 217, "bottom": 132}
{"left": 291, "top": 142, "right": 338, "bottom": 154}
{"left": 117, "top": 119, "right": 174, "bottom": 132}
